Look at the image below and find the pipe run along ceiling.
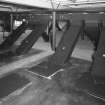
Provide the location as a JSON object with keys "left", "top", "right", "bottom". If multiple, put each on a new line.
{"left": 1, "top": 0, "right": 105, "bottom": 9}
{"left": 50, "top": 0, "right": 105, "bottom": 9}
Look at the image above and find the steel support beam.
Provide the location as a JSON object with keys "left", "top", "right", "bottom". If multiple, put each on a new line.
{"left": 52, "top": 11, "right": 56, "bottom": 50}
{"left": 28, "top": 21, "right": 83, "bottom": 77}
{"left": 16, "top": 22, "right": 48, "bottom": 55}
{"left": 10, "top": 13, "right": 13, "bottom": 33}
{"left": 0, "top": 22, "right": 27, "bottom": 50}
{"left": 92, "top": 26, "right": 105, "bottom": 81}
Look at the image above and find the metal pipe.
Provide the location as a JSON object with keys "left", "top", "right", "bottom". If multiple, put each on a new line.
{"left": 10, "top": 13, "right": 13, "bottom": 33}
{"left": 60, "top": 1, "right": 105, "bottom": 6}
{"left": 52, "top": 11, "right": 56, "bottom": 50}
{"left": 0, "top": 5, "right": 13, "bottom": 11}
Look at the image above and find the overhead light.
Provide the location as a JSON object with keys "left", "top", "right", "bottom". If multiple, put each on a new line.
{"left": 99, "top": 12, "right": 104, "bottom": 14}
{"left": 83, "top": 12, "right": 88, "bottom": 14}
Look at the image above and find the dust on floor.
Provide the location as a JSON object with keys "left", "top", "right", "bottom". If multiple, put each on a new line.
{"left": 1, "top": 58, "right": 105, "bottom": 105}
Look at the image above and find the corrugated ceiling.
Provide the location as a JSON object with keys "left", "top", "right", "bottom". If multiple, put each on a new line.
{"left": 1, "top": 0, "right": 105, "bottom": 9}
{"left": 49, "top": 0, "right": 105, "bottom": 9}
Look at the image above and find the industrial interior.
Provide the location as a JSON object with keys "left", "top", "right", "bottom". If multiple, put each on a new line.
{"left": 0, "top": 0, "right": 105, "bottom": 105}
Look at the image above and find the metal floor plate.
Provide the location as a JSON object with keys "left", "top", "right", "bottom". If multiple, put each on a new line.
{"left": 0, "top": 73, "right": 30, "bottom": 99}
{"left": 27, "top": 61, "right": 62, "bottom": 78}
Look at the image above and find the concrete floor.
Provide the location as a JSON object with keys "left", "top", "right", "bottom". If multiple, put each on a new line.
{"left": 0, "top": 29, "right": 98, "bottom": 105}
{"left": 0, "top": 58, "right": 104, "bottom": 105}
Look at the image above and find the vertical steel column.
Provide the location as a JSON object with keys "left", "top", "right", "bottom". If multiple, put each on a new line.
{"left": 52, "top": 11, "right": 56, "bottom": 50}
{"left": 10, "top": 13, "right": 13, "bottom": 33}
